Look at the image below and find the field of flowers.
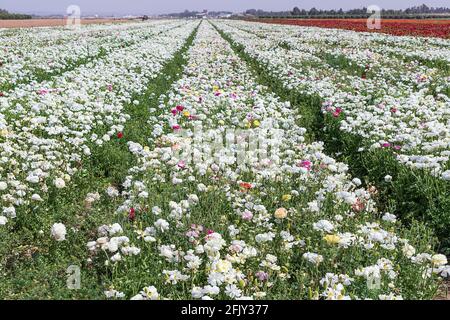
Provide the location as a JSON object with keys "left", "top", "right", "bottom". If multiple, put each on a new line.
{"left": 254, "top": 18, "right": 450, "bottom": 38}
{"left": 0, "top": 19, "right": 449, "bottom": 300}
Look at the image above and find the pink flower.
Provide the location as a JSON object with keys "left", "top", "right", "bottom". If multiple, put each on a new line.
{"left": 255, "top": 271, "right": 269, "bottom": 281}
{"left": 242, "top": 210, "right": 253, "bottom": 221}
{"left": 390, "top": 107, "right": 397, "bottom": 113}
{"left": 172, "top": 125, "right": 181, "bottom": 131}
{"left": 186, "top": 230, "right": 199, "bottom": 239}
{"left": 381, "top": 142, "right": 391, "bottom": 148}
{"left": 106, "top": 84, "right": 113, "bottom": 92}
{"left": 37, "top": 89, "right": 49, "bottom": 95}
{"left": 177, "top": 160, "right": 186, "bottom": 169}
{"left": 176, "top": 105, "right": 184, "bottom": 112}
{"left": 298, "top": 160, "right": 312, "bottom": 171}
{"left": 332, "top": 107, "right": 343, "bottom": 118}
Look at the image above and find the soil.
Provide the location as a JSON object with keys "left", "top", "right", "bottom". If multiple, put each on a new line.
{"left": 0, "top": 18, "right": 132, "bottom": 29}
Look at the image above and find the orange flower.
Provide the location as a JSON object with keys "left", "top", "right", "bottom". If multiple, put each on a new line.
{"left": 239, "top": 182, "right": 253, "bottom": 190}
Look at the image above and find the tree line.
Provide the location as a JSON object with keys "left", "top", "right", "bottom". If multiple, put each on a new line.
{"left": 0, "top": 8, "right": 32, "bottom": 20}
{"left": 245, "top": 4, "right": 450, "bottom": 18}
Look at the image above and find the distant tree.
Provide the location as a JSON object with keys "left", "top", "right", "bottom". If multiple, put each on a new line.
{"left": 309, "top": 7, "right": 318, "bottom": 16}
{"left": 292, "top": 7, "right": 301, "bottom": 16}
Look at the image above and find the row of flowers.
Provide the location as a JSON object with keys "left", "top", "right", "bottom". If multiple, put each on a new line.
{"left": 215, "top": 20, "right": 450, "bottom": 180}
{"left": 0, "top": 21, "right": 175, "bottom": 92}
{"left": 0, "top": 21, "right": 198, "bottom": 226}
{"left": 82, "top": 22, "right": 448, "bottom": 300}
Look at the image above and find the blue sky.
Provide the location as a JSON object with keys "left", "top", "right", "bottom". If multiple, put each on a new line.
{"left": 2, "top": 0, "right": 450, "bottom": 15}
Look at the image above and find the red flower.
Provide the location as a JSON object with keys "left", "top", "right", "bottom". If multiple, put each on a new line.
{"left": 176, "top": 105, "right": 184, "bottom": 112}
{"left": 239, "top": 182, "right": 253, "bottom": 190}
{"left": 0, "top": 92, "right": 3, "bottom": 97}
{"left": 117, "top": 132, "right": 124, "bottom": 139}
{"left": 332, "top": 107, "right": 343, "bottom": 118}
{"left": 128, "top": 207, "right": 136, "bottom": 221}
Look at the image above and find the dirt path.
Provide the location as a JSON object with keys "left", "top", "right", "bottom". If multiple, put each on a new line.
{"left": 0, "top": 18, "right": 132, "bottom": 29}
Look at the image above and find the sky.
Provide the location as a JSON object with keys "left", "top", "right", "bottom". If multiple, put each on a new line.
{"left": 1, "top": 0, "right": 450, "bottom": 16}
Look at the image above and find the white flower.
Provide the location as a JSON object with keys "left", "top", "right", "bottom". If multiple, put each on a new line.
{"left": 431, "top": 254, "right": 448, "bottom": 267}
{"left": 31, "top": 194, "right": 43, "bottom": 201}
{"left": 54, "top": 178, "right": 66, "bottom": 189}
{"left": 384, "top": 175, "right": 393, "bottom": 182}
{"left": 152, "top": 206, "right": 161, "bottom": 215}
{"left": 225, "top": 284, "right": 242, "bottom": 299}
{"left": 382, "top": 212, "right": 397, "bottom": 223}
{"left": 0, "top": 181, "right": 7, "bottom": 191}
{"left": 303, "top": 252, "right": 324, "bottom": 265}
{"left": 0, "top": 216, "right": 7, "bottom": 225}
{"left": 131, "top": 286, "right": 159, "bottom": 300}
{"left": 313, "top": 220, "right": 334, "bottom": 233}
{"left": 51, "top": 223, "right": 67, "bottom": 241}
{"left": 3, "top": 206, "right": 16, "bottom": 218}
{"left": 106, "top": 186, "right": 119, "bottom": 197}
{"left": 154, "top": 219, "right": 170, "bottom": 232}
{"left": 402, "top": 243, "right": 416, "bottom": 258}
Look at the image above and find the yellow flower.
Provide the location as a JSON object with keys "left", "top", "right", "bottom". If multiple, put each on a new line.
{"left": 245, "top": 121, "right": 251, "bottom": 129}
{"left": 216, "top": 259, "right": 232, "bottom": 273}
{"left": 253, "top": 119, "right": 260, "bottom": 128}
{"left": 282, "top": 194, "right": 292, "bottom": 202}
{"left": 218, "top": 120, "right": 225, "bottom": 125}
{"left": 324, "top": 234, "right": 341, "bottom": 245}
{"left": 144, "top": 146, "right": 150, "bottom": 152}
{"left": 212, "top": 85, "right": 219, "bottom": 91}
{"left": 183, "top": 110, "right": 190, "bottom": 117}
{"left": 0, "top": 129, "right": 8, "bottom": 137}
{"left": 274, "top": 207, "right": 288, "bottom": 219}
